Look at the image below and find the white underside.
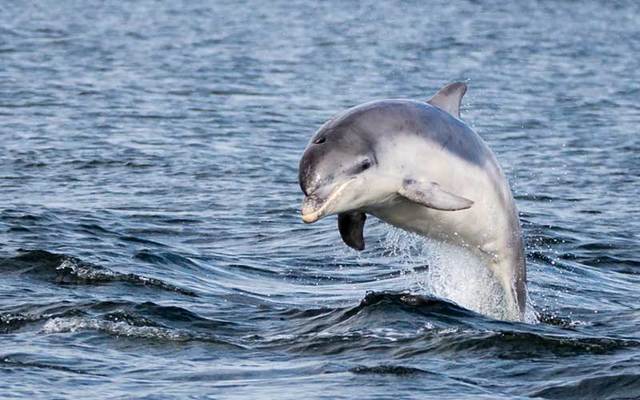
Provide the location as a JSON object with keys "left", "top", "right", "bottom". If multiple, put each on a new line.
{"left": 366, "top": 135, "right": 526, "bottom": 320}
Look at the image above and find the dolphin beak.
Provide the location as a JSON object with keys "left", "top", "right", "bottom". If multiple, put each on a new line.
{"left": 301, "top": 179, "right": 354, "bottom": 224}
{"left": 301, "top": 195, "right": 324, "bottom": 223}
{"left": 301, "top": 207, "right": 321, "bottom": 224}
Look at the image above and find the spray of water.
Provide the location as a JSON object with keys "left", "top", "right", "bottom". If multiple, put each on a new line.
{"left": 381, "top": 227, "right": 537, "bottom": 323}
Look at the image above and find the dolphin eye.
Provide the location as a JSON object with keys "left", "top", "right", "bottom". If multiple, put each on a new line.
{"left": 359, "top": 159, "right": 371, "bottom": 171}
{"left": 348, "top": 158, "right": 373, "bottom": 176}
{"left": 313, "top": 137, "right": 326, "bottom": 144}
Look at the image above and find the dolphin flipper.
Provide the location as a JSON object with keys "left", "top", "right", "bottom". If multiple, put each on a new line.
{"left": 399, "top": 179, "right": 473, "bottom": 211}
{"left": 427, "top": 82, "right": 467, "bottom": 118}
{"left": 338, "top": 212, "right": 366, "bottom": 250}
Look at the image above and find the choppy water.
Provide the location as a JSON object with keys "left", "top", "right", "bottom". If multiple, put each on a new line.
{"left": 2, "top": 1, "right": 640, "bottom": 398}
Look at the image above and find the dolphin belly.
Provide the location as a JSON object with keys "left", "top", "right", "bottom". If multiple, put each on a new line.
{"left": 371, "top": 198, "right": 525, "bottom": 320}
{"left": 366, "top": 149, "right": 526, "bottom": 320}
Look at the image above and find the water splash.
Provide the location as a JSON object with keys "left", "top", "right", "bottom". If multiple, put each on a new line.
{"left": 380, "top": 228, "right": 537, "bottom": 322}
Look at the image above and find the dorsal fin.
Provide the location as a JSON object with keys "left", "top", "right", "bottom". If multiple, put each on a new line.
{"left": 427, "top": 82, "right": 467, "bottom": 118}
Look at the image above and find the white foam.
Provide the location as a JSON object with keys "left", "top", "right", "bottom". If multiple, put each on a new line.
{"left": 57, "top": 258, "right": 116, "bottom": 280}
{"left": 42, "top": 316, "right": 191, "bottom": 341}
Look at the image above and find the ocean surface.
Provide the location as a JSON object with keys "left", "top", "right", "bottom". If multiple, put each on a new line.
{"left": 1, "top": 1, "right": 639, "bottom": 398}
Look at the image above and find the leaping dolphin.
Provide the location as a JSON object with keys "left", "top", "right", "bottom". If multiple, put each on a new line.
{"left": 298, "top": 82, "right": 527, "bottom": 321}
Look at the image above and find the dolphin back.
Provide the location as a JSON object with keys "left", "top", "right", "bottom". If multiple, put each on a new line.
{"left": 326, "top": 99, "right": 493, "bottom": 168}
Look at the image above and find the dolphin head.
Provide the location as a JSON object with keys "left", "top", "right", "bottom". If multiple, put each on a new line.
{"left": 298, "top": 116, "right": 391, "bottom": 223}
{"left": 298, "top": 97, "right": 476, "bottom": 226}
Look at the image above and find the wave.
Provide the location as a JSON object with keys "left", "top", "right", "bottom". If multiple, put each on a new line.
{"left": 265, "top": 292, "right": 637, "bottom": 359}
{"left": 0, "top": 250, "right": 196, "bottom": 296}
{"left": 5, "top": 289, "right": 633, "bottom": 359}
{"left": 264, "top": 292, "right": 495, "bottom": 355}
{"left": 1, "top": 299, "right": 241, "bottom": 348}
{"left": 1, "top": 299, "right": 233, "bottom": 333}
{"left": 531, "top": 373, "right": 640, "bottom": 400}
{"left": 0, "top": 312, "right": 41, "bottom": 334}
{"left": 0, "top": 354, "right": 91, "bottom": 375}
{"left": 41, "top": 316, "right": 233, "bottom": 345}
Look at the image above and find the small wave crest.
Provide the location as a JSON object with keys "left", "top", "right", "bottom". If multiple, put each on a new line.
{"left": 41, "top": 315, "right": 239, "bottom": 347}
{"left": 0, "top": 250, "right": 196, "bottom": 296}
{"left": 42, "top": 316, "right": 196, "bottom": 342}
{"left": 34, "top": 302, "right": 241, "bottom": 347}
{"left": 265, "top": 291, "right": 632, "bottom": 359}
{"left": 0, "top": 313, "right": 39, "bottom": 334}
{"left": 263, "top": 291, "right": 491, "bottom": 355}
{"left": 2, "top": 299, "right": 236, "bottom": 339}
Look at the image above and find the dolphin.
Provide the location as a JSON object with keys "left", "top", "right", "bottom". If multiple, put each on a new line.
{"left": 298, "top": 82, "right": 526, "bottom": 321}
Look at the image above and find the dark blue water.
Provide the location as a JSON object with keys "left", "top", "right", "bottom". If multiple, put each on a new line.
{"left": 2, "top": 1, "right": 640, "bottom": 398}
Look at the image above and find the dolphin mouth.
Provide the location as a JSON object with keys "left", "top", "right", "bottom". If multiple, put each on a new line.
{"left": 301, "top": 179, "right": 355, "bottom": 224}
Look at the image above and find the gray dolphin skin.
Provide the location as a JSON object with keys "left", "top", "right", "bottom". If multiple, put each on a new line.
{"left": 298, "top": 83, "right": 526, "bottom": 321}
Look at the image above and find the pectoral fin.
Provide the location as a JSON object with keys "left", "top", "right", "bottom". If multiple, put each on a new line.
{"left": 338, "top": 212, "right": 366, "bottom": 251}
{"left": 399, "top": 179, "right": 473, "bottom": 211}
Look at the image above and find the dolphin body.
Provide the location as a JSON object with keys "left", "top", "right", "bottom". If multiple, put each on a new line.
{"left": 298, "top": 83, "right": 526, "bottom": 321}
